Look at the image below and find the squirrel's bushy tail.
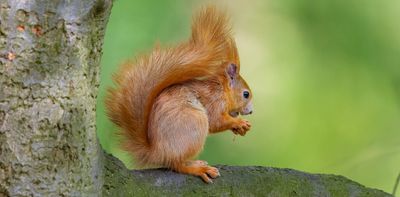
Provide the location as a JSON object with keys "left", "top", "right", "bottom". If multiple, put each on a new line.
{"left": 105, "top": 6, "right": 238, "bottom": 166}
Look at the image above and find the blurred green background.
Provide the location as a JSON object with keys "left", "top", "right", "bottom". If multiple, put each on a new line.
{"left": 97, "top": 0, "right": 400, "bottom": 193}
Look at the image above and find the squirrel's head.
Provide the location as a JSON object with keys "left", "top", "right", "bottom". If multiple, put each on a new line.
{"left": 225, "top": 63, "right": 253, "bottom": 117}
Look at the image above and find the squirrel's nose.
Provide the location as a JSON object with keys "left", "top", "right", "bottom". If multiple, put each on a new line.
{"left": 249, "top": 111, "right": 253, "bottom": 114}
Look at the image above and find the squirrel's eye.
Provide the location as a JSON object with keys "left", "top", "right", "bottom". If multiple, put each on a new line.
{"left": 243, "top": 91, "right": 250, "bottom": 99}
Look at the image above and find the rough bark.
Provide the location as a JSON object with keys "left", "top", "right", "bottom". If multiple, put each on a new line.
{"left": 103, "top": 152, "right": 391, "bottom": 197}
{"left": 0, "top": 0, "right": 112, "bottom": 196}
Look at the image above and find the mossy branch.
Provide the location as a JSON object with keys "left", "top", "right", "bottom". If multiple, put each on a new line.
{"left": 102, "top": 152, "right": 391, "bottom": 196}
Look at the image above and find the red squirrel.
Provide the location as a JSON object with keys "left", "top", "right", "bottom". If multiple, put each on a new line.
{"left": 105, "top": 6, "right": 253, "bottom": 183}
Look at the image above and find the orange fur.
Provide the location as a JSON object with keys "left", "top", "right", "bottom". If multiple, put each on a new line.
{"left": 105, "top": 6, "right": 253, "bottom": 183}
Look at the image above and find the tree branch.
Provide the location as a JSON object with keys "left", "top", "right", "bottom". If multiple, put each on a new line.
{"left": 102, "top": 152, "right": 391, "bottom": 196}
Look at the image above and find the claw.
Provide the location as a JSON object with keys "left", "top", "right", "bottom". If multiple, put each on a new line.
{"left": 200, "top": 173, "right": 213, "bottom": 183}
{"left": 206, "top": 167, "right": 220, "bottom": 178}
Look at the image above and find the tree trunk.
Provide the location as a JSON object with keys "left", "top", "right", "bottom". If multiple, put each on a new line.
{"left": 0, "top": 0, "right": 112, "bottom": 196}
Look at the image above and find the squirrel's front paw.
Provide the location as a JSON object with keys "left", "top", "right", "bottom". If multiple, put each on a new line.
{"left": 232, "top": 119, "right": 251, "bottom": 136}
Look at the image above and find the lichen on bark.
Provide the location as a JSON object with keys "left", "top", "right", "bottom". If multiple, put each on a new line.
{"left": 0, "top": 0, "right": 112, "bottom": 196}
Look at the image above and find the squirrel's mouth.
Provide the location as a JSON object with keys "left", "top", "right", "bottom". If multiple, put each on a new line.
{"left": 230, "top": 102, "right": 253, "bottom": 117}
{"left": 240, "top": 110, "right": 253, "bottom": 115}
{"left": 240, "top": 102, "right": 253, "bottom": 115}
{"left": 229, "top": 110, "right": 253, "bottom": 117}
{"left": 229, "top": 111, "right": 240, "bottom": 117}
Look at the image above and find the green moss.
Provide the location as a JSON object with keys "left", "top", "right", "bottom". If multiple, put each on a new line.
{"left": 103, "top": 154, "right": 392, "bottom": 196}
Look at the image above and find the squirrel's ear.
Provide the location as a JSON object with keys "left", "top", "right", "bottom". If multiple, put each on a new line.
{"left": 227, "top": 63, "right": 237, "bottom": 80}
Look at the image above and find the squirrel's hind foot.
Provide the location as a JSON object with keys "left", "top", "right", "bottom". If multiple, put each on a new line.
{"left": 172, "top": 160, "right": 220, "bottom": 183}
